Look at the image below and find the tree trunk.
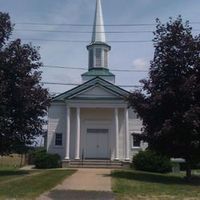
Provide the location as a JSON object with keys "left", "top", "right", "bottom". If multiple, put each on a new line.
{"left": 185, "top": 161, "right": 192, "bottom": 181}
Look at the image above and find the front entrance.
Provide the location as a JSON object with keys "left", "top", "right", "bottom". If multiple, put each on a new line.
{"left": 85, "top": 128, "right": 109, "bottom": 159}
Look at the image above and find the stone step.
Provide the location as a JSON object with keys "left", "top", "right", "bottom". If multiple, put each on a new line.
{"left": 67, "top": 165, "right": 123, "bottom": 168}
{"left": 62, "top": 159, "right": 129, "bottom": 168}
{"left": 70, "top": 161, "right": 121, "bottom": 165}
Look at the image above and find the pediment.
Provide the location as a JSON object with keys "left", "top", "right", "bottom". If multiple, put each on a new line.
{"left": 52, "top": 77, "right": 130, "bottom": 101}
{"left": 71, "top": 85, "right": 122, "bottom": 99}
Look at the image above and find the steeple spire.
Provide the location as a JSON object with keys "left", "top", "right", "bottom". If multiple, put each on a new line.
{"left": 82, "top": 0, "right": 115, "bottom": 83}
{"left": 91, "top": 0, "right": 106, "bottom": 43}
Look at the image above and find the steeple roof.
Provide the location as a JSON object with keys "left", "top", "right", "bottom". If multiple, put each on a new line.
{"left": 91, "top": 0, "right": 106, "bottom": 43}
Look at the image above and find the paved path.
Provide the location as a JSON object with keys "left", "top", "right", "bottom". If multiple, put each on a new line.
{"left": 37, "top": 168, "right": 115, "bottom": 200}
{"left": 20, "top": 165, "right": 35, "bottom": 170}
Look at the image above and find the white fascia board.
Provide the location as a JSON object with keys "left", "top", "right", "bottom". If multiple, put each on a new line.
{"left": 65, "top": 100, "right": 127, "bottom": 108}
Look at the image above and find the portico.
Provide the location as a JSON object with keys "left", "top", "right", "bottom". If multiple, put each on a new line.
{"left": 64, "top": 103, "right": 130, "bottom": 161}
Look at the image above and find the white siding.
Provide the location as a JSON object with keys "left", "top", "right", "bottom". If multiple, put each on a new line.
{"left": 128, "top": 108, "right": 144, "bottom": 161}
{"left": 47, "top": 104, "right": 66, "bottom": 159}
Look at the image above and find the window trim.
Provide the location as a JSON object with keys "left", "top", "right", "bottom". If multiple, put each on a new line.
{"left": 54, "top": 132, "right": 63, "bottom": 147}
{"left": 131, "top": 131, "right": 142, "bottom": 149}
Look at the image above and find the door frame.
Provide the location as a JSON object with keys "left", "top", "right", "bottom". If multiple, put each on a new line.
{"left": 83, "top": 120, "right": 111, "bottom": 160}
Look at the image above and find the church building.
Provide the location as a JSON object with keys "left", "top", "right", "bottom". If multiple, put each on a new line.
{"left": 47, "top": 0, "right": 145, "bottom": 165}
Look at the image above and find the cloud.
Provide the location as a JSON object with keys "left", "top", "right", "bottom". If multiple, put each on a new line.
{"left": 132, "top": 58, "right": 148, "bottom": 70}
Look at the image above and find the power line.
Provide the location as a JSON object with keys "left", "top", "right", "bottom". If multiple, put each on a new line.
{"left": 15, "top": 29, "right": 200, "bottom": 34}
{"left": 42, "top": 82, "right": 78, "bottom": 86}
{"left": 15, "top": 29, "right": 153, "bottom": 34}
{"left": 16, "top": 22, "right": 156, "bottom": 27}
{"left": 41, "top": 81, "right": 142, "bottom": 88}
{"left": 44, "top": 65, "right": 86, "bottom": 70}
{"left": 42, "top": 65, "right": 148, "bottom": 72}
{"left": 18, "top": 38, "right": 152, "bottom": 43}
{"left": 15, "top": 22, "right": 200, "bottom": 27}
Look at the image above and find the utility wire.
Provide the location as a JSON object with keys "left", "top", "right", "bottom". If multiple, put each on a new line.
{"left": 43, "top": 65, "right": 86, "bottom": 70}
{"left": 15, "top": 22, "right": 200, "bottom": 27}
{"left": 15, "top": 29, "right": 153, "bottom": 34}
{"left": 19, "top": 38, "right": 152, "bottom": 43}
{"left": 41, "top": 81, "right": 142, "bottom": 88}
{"left": 15, "top": 29, "right": 200, "bottom": 34}
{"left": 42, "top": 65, "right": 148, "bottom": 72}
{"left": 16, "top": 22, "right": 156, "bottom": 27}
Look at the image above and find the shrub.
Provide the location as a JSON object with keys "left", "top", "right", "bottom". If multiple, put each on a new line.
{"left": 34, "top": 150, "right": 61, "bottom": 169}
{"left": 28, "top": 147, "right": 46, "bottom": 165}
{"left": 132, "top": 150, "right": 172, "bottom": 173}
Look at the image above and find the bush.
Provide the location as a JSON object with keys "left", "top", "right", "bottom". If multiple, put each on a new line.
{"left": 34, "top": 150, "right": 61, "bottom": 169}
{"left": 132, "top": 150, "right": 172, "bottom": 173}
{"left": 28, "top": 147, "right": 46, "bottom": 165}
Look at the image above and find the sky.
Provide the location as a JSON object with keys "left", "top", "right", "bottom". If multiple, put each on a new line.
{"left": 1, "top": 0, "right": 200, "bottom": 95}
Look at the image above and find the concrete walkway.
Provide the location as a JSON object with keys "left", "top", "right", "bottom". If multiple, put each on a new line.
{"left": 37, "top": 168, "right": 115, "bottom": 200}
{"left": 20, "top": 165, "right": 35, "bottom": 170}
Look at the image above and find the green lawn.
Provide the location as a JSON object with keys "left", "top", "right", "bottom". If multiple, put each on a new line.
{"left": 112, "top": 170, "right": 200, "bottom": 200}
{"left": 0, "top": 168, "right": 33, "bottom": 183}
{"left": 0, "top": 168, "right": 75, "bottom": 199}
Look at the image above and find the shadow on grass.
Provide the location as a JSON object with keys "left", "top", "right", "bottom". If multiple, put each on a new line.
{"left": 47, "top": 190, "right": 114, "bottom": 200}
{"left": 111, "top": 170, "right": 200, "bottom": 186}
{"left": 0, "top": 170, "right": 29, "bottom": 176}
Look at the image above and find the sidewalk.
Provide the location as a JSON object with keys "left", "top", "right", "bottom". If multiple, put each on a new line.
{"left": 37, "top": 168, "right": 115, "bottom": 200}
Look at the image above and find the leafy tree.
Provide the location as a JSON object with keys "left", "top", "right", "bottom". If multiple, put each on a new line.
{"left": 0, "top": 12, "right": 50, "bottom": 155}
{"left": 128, "top": 16, "right": 200, "bottom": 180}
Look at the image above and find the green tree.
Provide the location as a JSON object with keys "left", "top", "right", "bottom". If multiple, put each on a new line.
{"left": 0, "top": 12, "right": 50, "bottom": 155}
{"left": 128, "top": 16, "right": 200, "bottom": 180}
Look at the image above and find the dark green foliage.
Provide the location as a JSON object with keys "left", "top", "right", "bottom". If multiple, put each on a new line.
{"left": 0, "top": 12, "right": 50, "bottom": 155}
{"left": 28, "top": 147, "right": 46, "bottom": 165}
{"left": 34, "top": 150, "right": 61, "bottom": 169}
{"left": 133, "top": 150, "right": 172, "bottom": 173}
{"left": 128, "top": 16, "right": 200, "bottom": 179}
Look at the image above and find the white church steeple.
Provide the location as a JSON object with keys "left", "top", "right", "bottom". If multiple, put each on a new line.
{"left": 82, "top": 0, "right": 115, "bottom": 83}
{"left": 87, "top": 0, "right": 111, "bottom": 69}
{"left": 91, "top": 0, "right": 106, "bottom": 43}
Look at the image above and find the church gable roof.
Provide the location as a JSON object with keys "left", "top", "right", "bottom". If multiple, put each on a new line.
{"left": 52, "top": 77, "right": 130, "bottom": 102}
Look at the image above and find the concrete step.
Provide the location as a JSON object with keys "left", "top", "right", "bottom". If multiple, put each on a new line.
{"left": 67, "top": 165, "right": 123, "bottom": 168}
{"left": 62, "top": 159, "right": 129, "bottom": 168}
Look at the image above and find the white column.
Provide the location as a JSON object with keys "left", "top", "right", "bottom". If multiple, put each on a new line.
{"left": 114, "top": 108, "right": 119, "bottom": 160}
{"left": 75, "top": 107, "right": 80, "bottom": 160}
{"left": 125, "top": 108, "right": 130, "bottom": 161}
{"left": 65, "top": 106, "right": 70, "bottom": 160}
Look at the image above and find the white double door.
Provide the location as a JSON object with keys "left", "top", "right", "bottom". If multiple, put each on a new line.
{"left": 85, "top": 128, "right": 109, "bottom": 159}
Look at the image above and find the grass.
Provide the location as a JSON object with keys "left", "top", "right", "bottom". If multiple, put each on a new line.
{"left": 0, "top": 168, "right": 76, "bottom": 199}
{"left": 111, "top": 170, "right": 200, "bottom": 200}
{"left": 0, "top": 168, "right": 31, "bottom": 183}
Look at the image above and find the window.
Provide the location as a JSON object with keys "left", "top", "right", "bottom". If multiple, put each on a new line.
{"left": 89, "top": 49, "right": 93, "bottom": 68}
{"left": 132, "top": 133, "right": 142, "bottom": 148}
{"left": 104, "top": 49, "right": 108, "bottom": 67}
{"left": 55, "top": 133, "right": 63, "bottom": 146}
{"left": 95, "top": 48, "right": 102, "bottom": 66}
